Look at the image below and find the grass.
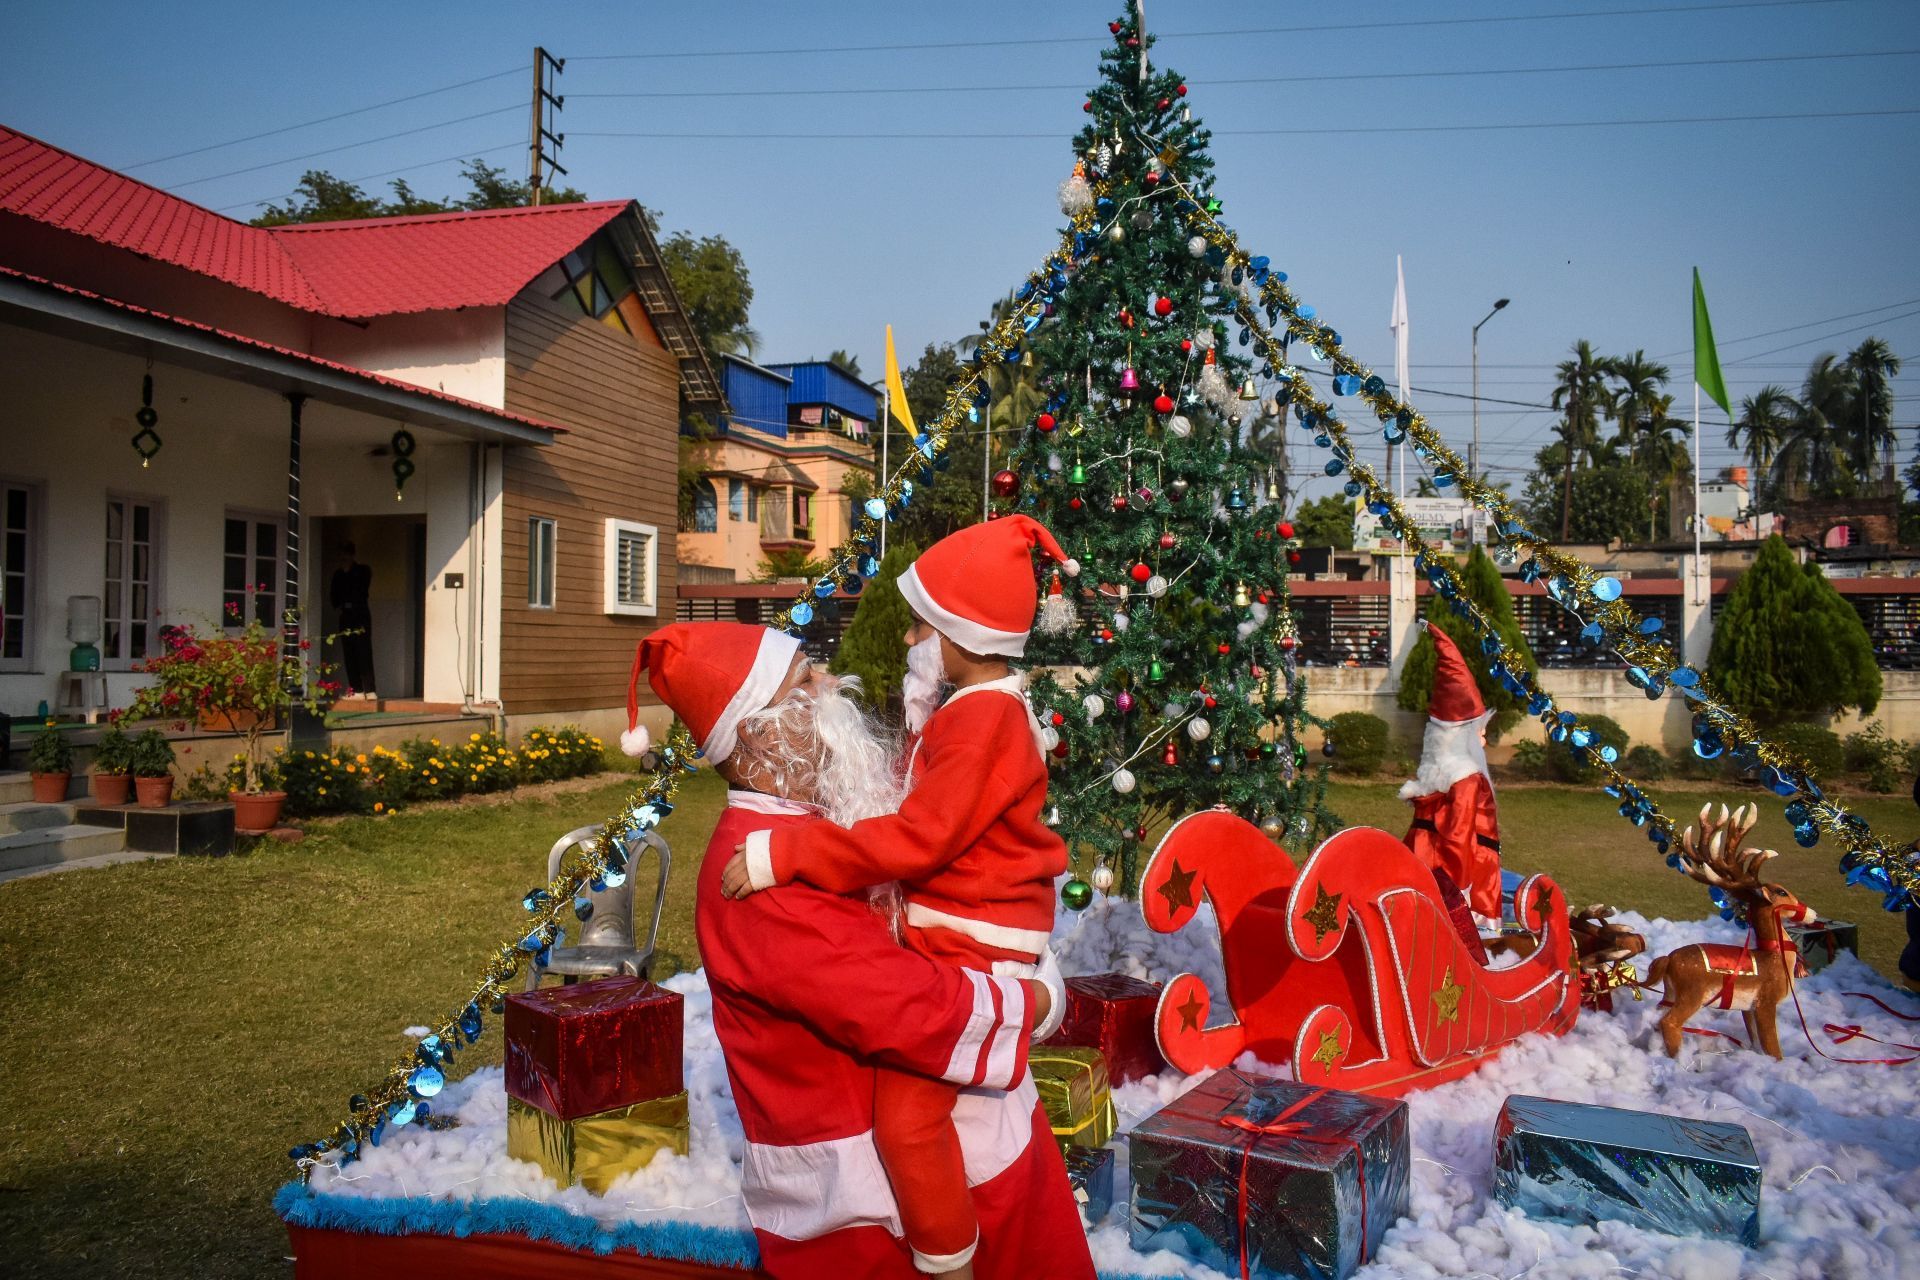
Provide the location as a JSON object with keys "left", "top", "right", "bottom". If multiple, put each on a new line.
{"left": 0, "top": 770, "right": 1913, "bottom": 1278}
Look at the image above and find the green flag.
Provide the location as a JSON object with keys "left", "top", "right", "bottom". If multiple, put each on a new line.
{"left": 1693, "top": 267, "right": 1730, "bottom": 416}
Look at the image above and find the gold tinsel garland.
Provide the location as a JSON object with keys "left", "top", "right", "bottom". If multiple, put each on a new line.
{"left": 292, "top": 213, "right": 1103, "bottom": 1173}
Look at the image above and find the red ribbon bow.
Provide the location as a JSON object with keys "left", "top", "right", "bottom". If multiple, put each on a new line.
{"left": 1219, "top": 1086, "right": 1371, "bottom": 1280}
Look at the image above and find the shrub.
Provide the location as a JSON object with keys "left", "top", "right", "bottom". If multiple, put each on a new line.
{"left": 519, "top": 726, "right": 605, "bottom": 784}
{"left": 398, "top": 738, "right": 464, "bottom": 802}
{"left": 1545, "top": 714, "right": 1629, "bottom": 784}
{"left": 1507, "top": 739, "right": 1549, "bottom": 778}
{"left": 27, "top": 723, "right": 72, "bottom": 774}
{"left": 1843, "top": 721, "right": 1913, "bottom": 794}
{"left": 832, "top": 541, "right": 919, "bottom": 710}
{"left": 1767, "top": 722, "right": 1844, "bottom": 779}
{"left": 449, "top": 731, "right": 519, "bottom": 793}
{"left": 1324, "top": 712, "right": 1390, "bottom": 775}
{"left": 92, "top": 725, "right": 134, "bottom": 775}
{"left": 1623, "top": 743, "right": 1670, "bottom": 781}
{"left": 128, "top": 730, "right": 176, "bottom": 779}
{"left": 1709, "top": 535, "right": 1880, "bottom": 727}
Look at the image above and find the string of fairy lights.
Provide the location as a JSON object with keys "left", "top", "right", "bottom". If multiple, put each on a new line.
{"left": 290, "top": 214, "right": 1102, "bottom": 1173}
{"left": 1158, "top": 172, "right": 1919, "bottom": 917}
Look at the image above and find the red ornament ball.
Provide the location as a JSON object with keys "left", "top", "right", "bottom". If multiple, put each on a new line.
{"left": 1129, "top": 562, "right": 1151, "bottom": 583}
{"left": 1216, "top": 643, "right": 1231, "bottom": 655}
{"left": 1069, "top": 496, "right": 1084, "bottom": 511}
{"left": 1157, "top": 97, "right": 1170, "bottom": 110}
{"left": 1108, "top": 20, "right": 1121, "bottom": 32}
{"left": 1143, "top": 170, "right": 1160, "bottom": 187}
{"left": 1118, "top": 308, "right": 1135, "bottom": 329}
{"left": 1127, "top": 36, "right": 1139, "bottom": 47}
{"left": 1099, "top": 628, "right": 1114, "bottom": 642}
{"left": 1153, "top": 393, "right": 1175, "bottom": 414}
{"left": 1083, "top": 100, "right": 1094, "bottom": 113}
{"left": 1111, "top": 493, "right": 1129, "bottom": 511}
{"left": 1176, "top": 83, "right": 1188, "bottom": 97}
{"left": 1280, "top": 635, "right": 1298, "bottom": 651}
{"left": 1288, "top": 550, "right": 1302, "bottom": 565}
{"left": 1036, "top": 412, "right": 1057, "bottom": 432}
{"left": 1204, "top": 694, "right": 1217, "bottom": 708}
{"left": 1278, "top": 521, "right": 1296, "bottom": 539}
{"left": 1051, "top": 711, "right": 1066, "bottom": 726}
{"left": 1053, "top": 740, "right": 1070, "bottom": 758}
{"left": 1153, "top": 296, "right": 1174, "bottom": 317}
{"left": 990, "top": 469, "right": 1019, "bottom": 497}
{"left": 1159, "top": 531, "right": 1176, "bottom": 550}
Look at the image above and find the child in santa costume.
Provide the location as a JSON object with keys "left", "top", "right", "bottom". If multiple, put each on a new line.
{"left": 1402, "top": 620, "right": 1505, "bottom": 945}
{"left": 721, "top": 514, "right": 1075, "bottom": 1278}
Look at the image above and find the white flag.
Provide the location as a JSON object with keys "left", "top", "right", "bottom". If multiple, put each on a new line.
{"left": 1389, "top": 255, "right": 1409, "bottom": 403}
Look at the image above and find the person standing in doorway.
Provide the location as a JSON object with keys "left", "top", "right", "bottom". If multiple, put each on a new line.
{"left": 330, "top": 542, "right": 375, "bottom": 696}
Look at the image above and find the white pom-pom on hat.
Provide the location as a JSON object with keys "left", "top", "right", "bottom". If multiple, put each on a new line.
{"left": 620, "top": 724, "right": 652, "bottom": 758}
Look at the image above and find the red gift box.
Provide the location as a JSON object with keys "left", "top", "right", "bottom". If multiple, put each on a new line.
{"left": 504, "top": 977, "right": 682, "bottom": 1120}
{"left": 1043, "top": 972, "right": 1167, "bottom": 1084}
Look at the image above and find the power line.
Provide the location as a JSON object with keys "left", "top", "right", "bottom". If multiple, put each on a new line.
{"left": 571, "top": 1, "right": 1863, "bottom": 62}
{"left": 120, "top": 68, "right": 522, "bottom": 171}
{"left": 215, "top": 139, "right": 524, "bottom": 214}
{"left": 1411, "top": 385, "right": 1554, "bottom": 409}
{"left": 1727, "top": 307, "right": 1920, "bottom": 364}
{"left": 571, "top": 105, "right": 1920, "bottom": 142}
{"left": 567, "top": 48, "right": 1920, "bottom": 100}
{"left": 167, "top": 105, "right": 522, "bottom": 190}
{"left": 1650, "top": 296, "right": 1920, "bottom": 359}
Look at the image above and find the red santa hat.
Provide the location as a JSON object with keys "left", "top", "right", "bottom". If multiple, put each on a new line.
{"left": 1423, "top": 621, "right": 1488, "bottom": 725}
{"left": 896, "top": 515, "right": 1077, "bottom": 658}
{"left": 620, "top": 622, "right": 802, "bottom": 763}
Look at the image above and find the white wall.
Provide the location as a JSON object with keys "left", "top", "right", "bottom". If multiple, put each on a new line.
{"left": 310, "top": 308, "right": 507, "bottom": 410}
{"left": 417, "top": 442, "right": 502, "bottom": 707}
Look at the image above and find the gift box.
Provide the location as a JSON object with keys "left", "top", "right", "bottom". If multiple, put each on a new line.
{"left": 1788, "top": 918, "right": 1858, "bottom": 974}
{"left": 1130, "top": 1068, "right": 1409, "bottom": 1280}
{"left": 1043, "top": 972, "right": 1168, "bottom": 1084}
{"left": 504, "top": 977, "right": 682, "bottom": 1120}
{"left": 506, "top": 1092, "right": 690, "bottom": 1194}
{"left": 1063, "top": 1144, "right": 1116, "bottom": 1225}
{"left": 1492, "top": 1094, "right": 1760, "bottom": 1246}
{"left": 1032, "top": 1046, "right": 1116, "bottom": 1150}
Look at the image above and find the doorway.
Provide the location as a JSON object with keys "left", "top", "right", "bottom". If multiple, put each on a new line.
{"left": 314, "top": 515, "right": 427, "bottom": 699}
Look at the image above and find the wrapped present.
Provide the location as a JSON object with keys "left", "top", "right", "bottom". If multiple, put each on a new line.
{"left": 1032, "top": 1046, "right": 1116, "bottom": 1150}
{"left": 1493, "top": 1094, "right": 1759, "bottom": 1245}
{"left": 1063, "top": 1144, "right": 1116, "bottom": 1225}
{"left": 1130, "top": 1068, "right": 1409, "bottom": 1280}
{"left": 506, "top": 1092, "right": 690, "bottom": 1195}
{"left": 504, "top": 976, "right": 682, "bottom": 1120}
{"left": 1788, "top": 918, "right": 1857, "bottom": 973}
{"left": 1043, "top": 972, "right": 1168, "bottom": 1084}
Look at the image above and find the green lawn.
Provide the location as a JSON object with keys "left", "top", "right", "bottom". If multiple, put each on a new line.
{"left": 0, "top": 771, "right": 1912, "bottom": 1278}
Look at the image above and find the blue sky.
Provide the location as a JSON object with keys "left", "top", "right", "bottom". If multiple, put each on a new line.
{"left": 8, "top": 0, "right": 1918, "bottom": 495}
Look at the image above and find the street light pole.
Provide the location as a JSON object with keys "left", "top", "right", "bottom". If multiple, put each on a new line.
{"left": 1470, "top": 298, "right": 1510, "bottom": 487}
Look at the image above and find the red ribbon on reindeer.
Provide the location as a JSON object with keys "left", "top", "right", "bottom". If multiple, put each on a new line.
{"left": 1218, "top": 1087, "right": 1371, "bottom": 1280}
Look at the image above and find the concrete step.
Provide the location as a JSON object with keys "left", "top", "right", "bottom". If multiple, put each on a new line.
{"left": 0, "top": 823, "right": 126, "bottom": 875}
{"left": 0, "top": 847, "right": 173, "bottom": 885}
{"left": 0, "top": 772, "right": 32, "bottom": 805}
{"left": 0, "top": 802, "right": 75, "bottom": 836}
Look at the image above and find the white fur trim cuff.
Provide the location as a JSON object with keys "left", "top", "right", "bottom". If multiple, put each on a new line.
{"left": 912, "top": 1235, "right": 979, "bottom": 1274}
{"left": 743, "top": 829, "right": 777, "bottom": 892}
{"left": 905, "top": 901, "right": 1050, "bottom": 957}
{"left": 704, "top": 630, "right": 802, "bottom": 764}
{"left": 619, "top": 725, "right": 652, "bottom": 758}
{"left": 898, "top": 563, "right": 1030, "bottom": 659}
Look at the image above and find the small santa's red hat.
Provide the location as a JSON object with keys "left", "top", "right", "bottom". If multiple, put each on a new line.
{"left": 1423, "top": 621, "right": 1488, "bottom": 724}
{"left": 621, "top": 622, "right": 801, "bottom": 762}
{"left": 897, "top": 515, "right": 1077, "bottom": 658}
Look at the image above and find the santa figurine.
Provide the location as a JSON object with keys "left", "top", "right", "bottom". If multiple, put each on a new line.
{"left": 1401, "top": 620, "right": 1504, "bottom": 956}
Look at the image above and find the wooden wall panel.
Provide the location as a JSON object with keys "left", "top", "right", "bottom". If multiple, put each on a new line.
{"left": 500, "top": 292, "right": 680, "bottom": 715}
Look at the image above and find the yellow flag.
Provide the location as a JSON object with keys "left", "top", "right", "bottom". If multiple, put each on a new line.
{"left": 885, "top": 324, "right": 916, "bottom": 435}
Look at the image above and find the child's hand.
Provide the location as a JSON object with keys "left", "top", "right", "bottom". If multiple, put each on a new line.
{"left": 721, "top": 846, "right": 759, "bottom": 899}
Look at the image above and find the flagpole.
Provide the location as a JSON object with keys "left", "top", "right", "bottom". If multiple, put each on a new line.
{"left": 1693, "top": 381, "right": 1702, "bottom": 562}
{"left": 879, "top": 381, "right": 889, "bottom": 557}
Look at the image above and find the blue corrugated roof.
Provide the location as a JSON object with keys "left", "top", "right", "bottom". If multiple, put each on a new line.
{"left": 764, "top": 361, "right": 880, "bottom": 422}
{"left": 718, "top": 355, "right": 792, "bottom": 438}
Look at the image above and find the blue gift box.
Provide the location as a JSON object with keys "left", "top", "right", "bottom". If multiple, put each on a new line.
{"left": 1063, "top": 1144, "right": 1115, "bottom": 1224}
{"left": 1130, "top": 1069, "right": 1409, "bottom": 1280}
{"left": 1493, "top": 1095, "right": 1760, "bottom": 1246}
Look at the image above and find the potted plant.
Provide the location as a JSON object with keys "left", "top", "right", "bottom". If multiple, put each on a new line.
{"left": 122, "top": 609, "right": 334, "bottom": 833}
{"left": 27, "top": 721, "right": 72, "bottom": 803}
{"left": 130, "top": 730, "right": 176, "bottom": 807}
{"left": 90, "top": 724, "right": 134, "bottom": 805}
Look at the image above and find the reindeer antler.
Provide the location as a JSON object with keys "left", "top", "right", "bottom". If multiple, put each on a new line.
{"left": 1675, "top": 803, "right": 1769, "bottom": 891}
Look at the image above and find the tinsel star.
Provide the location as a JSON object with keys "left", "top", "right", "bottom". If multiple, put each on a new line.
{"left": 1310, "top": 1028, "right": 1342, "bottom": 1071}
{"left": 1158, "top": 859, "right": 1198, "bottom": 912}
{"left": 1432, "top": 967, "right": 1464, "bottom": 1025}
{"left": 1302, "top": 883, "right": 1342, "bottom": 943}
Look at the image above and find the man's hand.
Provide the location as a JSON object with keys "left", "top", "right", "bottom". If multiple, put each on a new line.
{"left": 721, "top": 846, "right": 759, "bottom": 899}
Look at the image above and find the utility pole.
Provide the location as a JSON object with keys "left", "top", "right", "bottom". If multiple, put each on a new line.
{"left": 529, "top": 47, "right": 566, "bottom": 205}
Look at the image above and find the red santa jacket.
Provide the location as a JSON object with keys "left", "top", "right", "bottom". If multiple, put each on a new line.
{"left": 1404, "top": 772, "right": 1502, "bottom": 920}
{"left": 742, "top": 676, "right": 1067, "bottom": 962}
{"left": 697, "top": 795, "right": 1094, "bottom": 1280}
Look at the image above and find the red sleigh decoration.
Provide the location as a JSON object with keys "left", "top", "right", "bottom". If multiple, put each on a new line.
{"left": 1140, "top": 811, "right": 1581, "bottom": 1096}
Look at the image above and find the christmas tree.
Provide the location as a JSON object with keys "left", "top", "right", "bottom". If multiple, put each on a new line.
{"left": 1005, "top": 9, "right": 1340, "bottom": 901}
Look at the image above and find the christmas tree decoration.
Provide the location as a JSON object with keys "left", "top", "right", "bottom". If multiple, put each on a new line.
{"left": 1089, "top": 864, "right": 1116, "bottom": 893}
{"left": 1061, "top": 877, "right": 1094, "bottom": 911}
{"left": 1036, "top": 411, "right": 1057, "bottom": 432}
{"left": 1118, "top": 365, "right": 1140, "bottom": 391}
{"left": 1153, "top": 295, "right": 1174, "bottom": 317}
{"left": 1152, "top": 391, "right": 1175, "bottom": 414}
{"left": 990, "top": 468, "right": 1020, "bottom": 497}
{"left": 1162, "top": 739, "right": 1179, "bottom": 766}
{"left": 1187, "top": 716, "right": 1211, "bottom": 742}
{"left": 1112, "top": 767, "right": 1136, "bottom": 794}
{"left": 1129, "top": 562, "right": 1151, "bottom": 583}
{"left": 1166, "top": 413, "right": 1191, "bottom": 438}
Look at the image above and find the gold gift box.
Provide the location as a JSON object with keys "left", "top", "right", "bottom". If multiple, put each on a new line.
{"left": 1032, "top": 1047, "right": 1115, "bottom": 1150}
{"left": 506, "top": 1092, "right": 690, "bottom": 1195}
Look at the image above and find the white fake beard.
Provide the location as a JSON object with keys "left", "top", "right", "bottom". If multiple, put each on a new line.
{"left": 1399, "top": 714, "right": 1494, "bottom": 800}
{"left": 733, "top": 677, "right": 905, "bottom": 825}
{"left": 902, "top": 635, "right": 948, "bottom": 734}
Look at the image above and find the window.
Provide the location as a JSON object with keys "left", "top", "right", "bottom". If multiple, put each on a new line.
{"left": 603, "top": 520, "right": 658, "bottom": 616}
{"left": 690, "top": 480, "right": 718, "bottom": 534}
{"left": 104, "top": 496, "right": 161, "bottom": 666}
{"left": 728, "top": 479, "right": 746, "bottom": 522}
{"left": 549, "top": 235, "right": 638, "bottom": 333}
{"left": 222, "top": 514, "right": 281, "bottom": 627}
{"left": 793, "top": 490, "right": 813, "bottom": 539}
{"left": 527, "top": 517, "right": 556, "bottom": 608}
{"left": 1, "top": 481, "right": 34, "bottom": 669}
{"left": 746, "top": 486, "right": 761, "bottom": 521}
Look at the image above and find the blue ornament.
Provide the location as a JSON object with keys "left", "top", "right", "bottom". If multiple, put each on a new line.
{"left": 408, "top": 1066, "right": 445, "bottom": 1099}
{"left": 1433, "top": 470, "right": 1455, "bottom": 488}
{"left": 813, "top": 579, "right": 836, "bottom": 599}
{"left": 391, "top": 1098, "right": 418, "bottom": 1127}
{"left": 1383, "top": 419, "right": 1406, "bottom": 445}
{"left": 1298, "top": 304, "right": 1317, "bottom": 321}
{"left": 1332, "top": 372, "right": 1360, "bottom": 396}
{"left": 863, "top": 498, "right": 887, "bottom": 521}
{"left": 1793, "top": 822, "right": 1819, "bottom": 848}
{"left": 1591, "top": 577, "right": 1623, "bottom": 602}
{"left": 790, "top": 601, "right": 815, "bottom": 627}
{"left": 843, "top": 575, "right": 865, "bottom": 596}
{"left": 1324, "top": 457, "right": 1345, "bottom": 477}
{"left": 1363, "top": 375, "right": 1386, "bottom": 395}
{"left": 1343, "top": 481, "right": 1363, "bottom": 497}
{"left": 1639, "top": 616, "right": 1664, "bottom": 634}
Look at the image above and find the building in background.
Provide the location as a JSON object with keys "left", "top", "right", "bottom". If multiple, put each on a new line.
{"left": 678, "top": 355, "right": 878, "bottom": 582}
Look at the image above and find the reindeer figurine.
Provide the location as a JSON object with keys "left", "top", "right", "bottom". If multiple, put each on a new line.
{"left": 1568, "top": 905, "right": 1647, "bottom": 1012}
{"left": 1648, "top": 803, "right": 1816, "bottom": 1058}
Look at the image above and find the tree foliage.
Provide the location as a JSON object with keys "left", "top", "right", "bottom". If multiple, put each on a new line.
{"left": 753, "top": 548, "right": 832, "bottom": 582}
{"left": 1521, "top": 444, "right": 1659, "bottom": 546}
{"left": 251, "top": 159, "right": 586, "bottom": 226}
{"left": 1708, "top": 534, "right": 1880, "bottom": 726}
{"left": 1291, "top": 493, "right": 1356, "bottom": 550}
{"left": 830, "top": 542, "right": 919, "bottom": 710}
{"left": 1397, "top": 546, "right": 1536, "bottom": 742}
{"left": 844, "top": 342, "right": 987, "bottom": 546}
{"left": 658, "top": 232, "right": 758, "bottom": 358}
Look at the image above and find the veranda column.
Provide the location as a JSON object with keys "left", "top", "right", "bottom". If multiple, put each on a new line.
{"left": 283, "top": 394, "right": 305, "bottom": 668}
{"left": 1681, "top": 552, "right": 1713, "bottom": 667}
{"left": 1387, "top": 552, "right": 1419, "bottom": 687}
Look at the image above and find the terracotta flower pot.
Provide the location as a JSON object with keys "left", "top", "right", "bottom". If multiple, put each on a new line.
{"left": 134, "top": 775, "right": 175, "bottom": 808}
{"left": 91, "top": 773, "right": 133, "bottom": 806}
{"left": 231, "top": 790, "right": 288, "bottom": 834}
{"left": 30, "top": 771, "right": 70, "bottom": 804}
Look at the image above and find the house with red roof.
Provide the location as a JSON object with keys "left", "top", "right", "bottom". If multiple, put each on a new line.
{"left": 0, "top": 124, "right": 719, "bottom": 749}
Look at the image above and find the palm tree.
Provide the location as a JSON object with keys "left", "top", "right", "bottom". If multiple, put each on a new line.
{"left": 1549, "top": 340, "right": 1615, "bottom": 540}
{"left": 1607, "top": 350, "right": 1672, "bottom": 464}
{"left": 1728, "top": 386, "right": 1798, "bottom": 501}
{"left": 1770, "top": 354, "right": 1857, "bottom": 498}
{"left": 824, "top": 349, "right": 863, "bottom": 379}
{"left": 1844, "top": 337, "right": 1902, "bottom": 481}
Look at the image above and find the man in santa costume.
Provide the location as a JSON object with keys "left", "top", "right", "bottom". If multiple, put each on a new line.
{"left": 620, "top": 620, "right": 1093, "bottom": 1280}
{"left": 1401, "top": 620, "right": 1505, "bottom": 940}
